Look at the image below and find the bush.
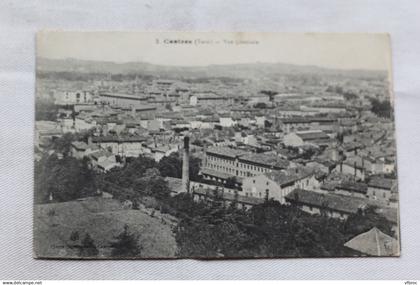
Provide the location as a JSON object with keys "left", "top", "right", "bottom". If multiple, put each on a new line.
{"left": 47, "top": 208, "right": 56, "bottom": 217}
{"left": 111, "top": 224, "right": 142, "bottom": 257}
{"left": 70, "top": 231, "right": 80, "bottom": 241}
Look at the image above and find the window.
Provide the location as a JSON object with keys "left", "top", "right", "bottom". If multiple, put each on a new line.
{"left": 383, "top": 192, "right": 386, "bottom": 198}
{"left": 253, "top": 180, "right": 256, "bottom": 184}
{"left": 266, "top": 181, "right": 269, "bottom": 186}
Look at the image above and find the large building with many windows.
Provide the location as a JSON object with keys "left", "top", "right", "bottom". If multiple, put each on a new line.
{"left": 201, "top": 147, "right": 289, "bottom": 184}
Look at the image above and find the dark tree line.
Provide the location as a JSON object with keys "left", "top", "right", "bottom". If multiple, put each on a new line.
{"left": 35, "top": 143, "right": 395, "bottom": 258}
{"left": 34, "top": 149, "right": 201, "bottom": 205}
{"left": 173, "top": 198, "right": 395, "bottom": 258}
{"left": 157, "top": 152, "right": 201, "bottom": 182}
{"left": 102, "top": 155, "right": 171, "bottom": 202}
{"left": 34, "top": 154, "right": 96, "bottom": 203}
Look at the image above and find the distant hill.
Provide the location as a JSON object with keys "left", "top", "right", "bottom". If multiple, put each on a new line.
{"left": 37, "top": 57, "right": 387, "bottom": 79}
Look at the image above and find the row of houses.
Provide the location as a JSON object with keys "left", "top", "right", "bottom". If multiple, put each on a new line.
{"left": 70, "top": 134, "right": 182, "bottom": 172}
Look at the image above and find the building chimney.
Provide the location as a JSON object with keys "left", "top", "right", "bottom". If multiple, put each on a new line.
{"left": 332, "top": 148, "right": 337, "bottom": 161}
{"left": 182, "top": 135, "right": 190, "bottom": 194}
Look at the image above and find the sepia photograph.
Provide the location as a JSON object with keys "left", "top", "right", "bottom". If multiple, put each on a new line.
{"left": 34, "top": 32, "right": 399, "bottom": 259}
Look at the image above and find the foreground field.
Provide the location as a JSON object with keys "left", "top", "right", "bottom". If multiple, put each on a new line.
{"left": 33, "top": 197, "right": 178, "bottom": 258}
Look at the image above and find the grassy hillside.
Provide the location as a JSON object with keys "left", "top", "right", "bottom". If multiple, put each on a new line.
{"left": 33, "top": 197, "right": 177, "bottom": 259}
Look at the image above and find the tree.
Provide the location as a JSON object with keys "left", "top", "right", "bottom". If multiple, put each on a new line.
{"left": 70, "top": 231, "right": 80, "bottom": 241}
{"left": 176, "top": 205, "right": 258, "bottom": 258}
{"left": 343, "top": 205, "right": 394, "bottom": 238}
{"left": 157, "top": 153, "right": 182, "bottom": 178}
{"left": 107, "top": 155, "right": 158, "bottom": 188}
{"left": 35, "top": 98, "right": 59, "bottom": 121}
{"left": 301, "top": 148, "right": 316, "bottom": 160}
{"left": 254, "top": 102, "right": 267, "bottom": 109}
{"left": 110, "top": 224, "right": 142, "bottom": 257}
{"left": 79, "top": 233, "right": 99, "bottom": 257}
{"left": 132, "top": 199, "right": 140, "bottom": 210}
{"left": 149, "top": 177, "right": 171, "bottom": 200}
{"left": 369, "top": 98, "right": 392, "bottom": 118}
{"left": 157, "top": 152, "right": 201, "bottom": 182}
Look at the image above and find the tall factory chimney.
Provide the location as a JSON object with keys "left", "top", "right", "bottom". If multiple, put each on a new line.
{"left": 182, "top": 135, "right": 190, "bottom": 194}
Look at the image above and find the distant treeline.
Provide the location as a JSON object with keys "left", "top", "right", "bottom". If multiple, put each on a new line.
{"left": 37, "top": 71, "right": 155, "bottom": 82}
{"left": 181, "top": 76, "right": 245, "bottom": 84}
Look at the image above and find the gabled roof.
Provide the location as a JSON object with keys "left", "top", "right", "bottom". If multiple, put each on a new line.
{"left": 368, "top": 177, "right": 397, "bottom": 191}
{"left": 192, "top": 185, "right": 264, "bottom": 205}
{"left": 285, "top": 189, "right": 369, "bottom": 215}
{"left": 344, "top": 227, "right": 399, "bottom": 256}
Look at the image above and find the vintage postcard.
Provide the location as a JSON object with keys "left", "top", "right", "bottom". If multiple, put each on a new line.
{"left": 34, "top": 32, "right": 399, "bottom": 259}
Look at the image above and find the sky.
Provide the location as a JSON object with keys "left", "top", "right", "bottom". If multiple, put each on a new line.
{"left": 37, "top": 32, "right": 392, "bottom": 71}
